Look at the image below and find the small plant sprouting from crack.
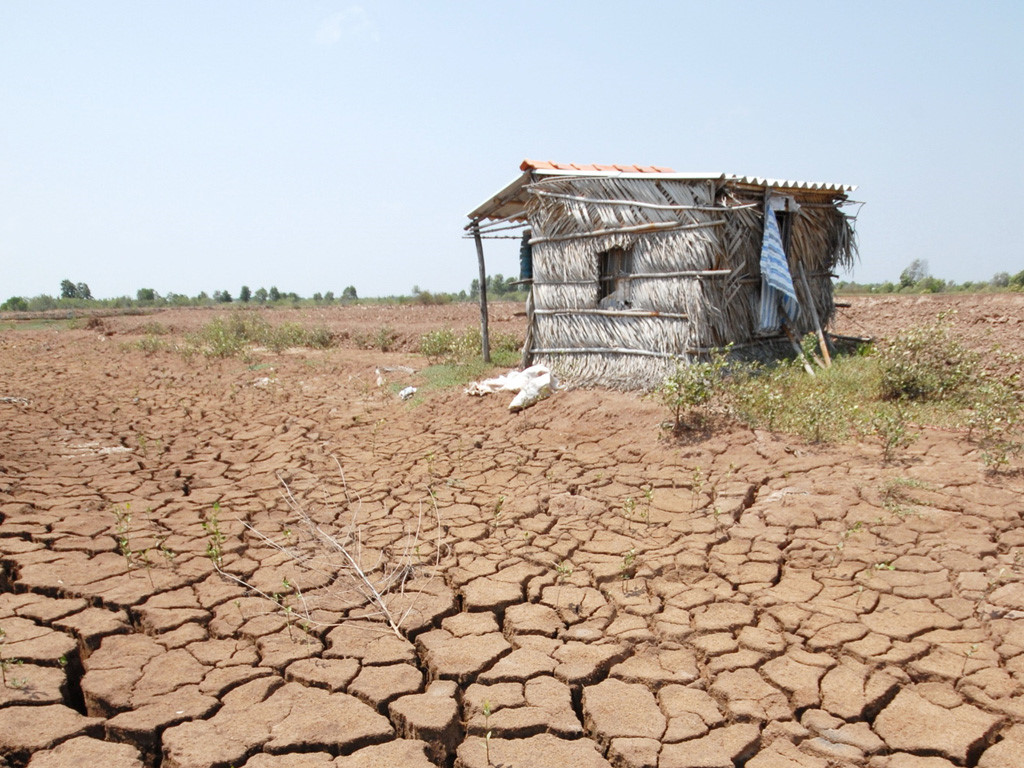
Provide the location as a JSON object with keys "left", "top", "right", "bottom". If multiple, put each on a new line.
{"left": 0, "top": 627, "right": 26, "bottom": 689}
{"left": 622, "top": 496, "right": 636, "bottom": 531}
{"left": 690, "top": 468, "right": 705, "bottom": 511}
{"left": 620, "top": 547, "right": 638, "bottom": 593}
{"left": 880, "top": 477, "right": 929, "bottom": 519}
{"left": 491, "top": 496, "right": 505, "bottom": 532}
{"left": 554, "top": 560, "right": 573, "bottom": 608}
{"left": 203, "top": 502, "right": 226, "bottom": 568}
{"left": 641, "top": 486, "right": 654, "bottom": 527}
{"left": 273, "top": 577, "right": 298, "bottom": 640}
{"left": 113, "top": 503, "right": 134, "bottom": 573}
{"left": 136, "top": 547, "right": 157, "bottom": 588}
{"left": 482, "top": 699, "right": 493, "bottom": 766}
{"left": 112, "top": 503, "right": 178, "bottom": 584}
{"left": 833, "top": 520, "right": 866, "bottom": 563}
{"left": 872, "top": 402, "right": 918, "bottom": 463}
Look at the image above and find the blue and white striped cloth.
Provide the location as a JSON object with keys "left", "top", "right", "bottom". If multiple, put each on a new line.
{"left": 757, "top": 199, "right": 800, "bottom": 333}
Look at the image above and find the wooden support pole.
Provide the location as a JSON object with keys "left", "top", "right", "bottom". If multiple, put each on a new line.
{"left": 521, "top": 287, "right": 534, "bottom": 369}
{"left": 783, "top": 324, "right": 816, "bottom": 376}
{"left": 472, "top": 223, "right": 491, "bottom": 363}
{"left": 797, "top": 263, "right": 832, "bottom": 367}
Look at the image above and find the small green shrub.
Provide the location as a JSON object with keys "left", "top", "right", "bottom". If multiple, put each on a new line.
{"left": 660, "top": 347, "right": 730, "bottom": 433}
{"left": 872, "top": 401, "right": 918, "bottom": 462}
{"left": 356, "top": 325, "right": 398, "bottom": 352}
{"left": 189, "top": 317, "right": 246, "bottom": 358}
{"left": 139, "top": 321, "right": 169, "bottom": 335}
{"left": 878, "top": 317, "right": 976, "bottom": 402}
{"left": 130, "top": 336, "right": 170, "bottom": 355}
{"left": 0, "top": 297, "right": 29, "bottom": 312}
{"left": 417, "top": 326, "right": 521, "bottom": 366}
{"left": 266, "top": 322, "right": 307, "bottom": 352}
{"left": 967, "top": 371, "right": 1024, "bottom": 470}
{"left": 306, "top": 326, "right": 335, "bottom": 349}
{"left": 419, "top": 328, "right": 458, "bottom": 363}
{"left": 202, "top": 503, "right": 226, "bottom": 568}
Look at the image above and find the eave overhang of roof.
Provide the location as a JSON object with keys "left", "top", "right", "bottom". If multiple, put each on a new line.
{"left": 466, "top": 161, "right": 856, "bottom": 226}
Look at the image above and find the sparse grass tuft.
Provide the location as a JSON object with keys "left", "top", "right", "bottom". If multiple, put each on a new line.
{"left": 355, "top": 324, "right": 398, "bottom": 352}
{"left": 181, "top": 313, "right": 337, "bottom": 358}
{"left": 418, "top": 326, "right": 521, "bottom": 365}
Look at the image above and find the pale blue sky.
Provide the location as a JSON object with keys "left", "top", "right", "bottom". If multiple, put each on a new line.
{"left": 2, "top": 2, "right": 1021, "bottom": 299}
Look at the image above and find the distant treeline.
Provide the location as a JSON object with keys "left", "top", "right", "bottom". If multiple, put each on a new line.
{"left": 836, "top": 260, "right": 1024, "bottom": 295}
{"left": 0, "top": 274, "right": 527, "bottom": 312}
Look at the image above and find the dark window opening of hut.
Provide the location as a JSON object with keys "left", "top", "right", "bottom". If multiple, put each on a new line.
{"left": 775, "top": 210, "right": 793, "bottom": 254}
{"left": 597, "top": 247, "right": 633, "bottom": 308}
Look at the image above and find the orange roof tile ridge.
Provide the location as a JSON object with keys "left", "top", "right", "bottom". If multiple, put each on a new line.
{"left": 520, "top": 159, "right": 676, "bottom": 174}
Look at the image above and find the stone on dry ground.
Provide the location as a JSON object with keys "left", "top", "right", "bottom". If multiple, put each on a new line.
{"left": 1, "top": 297, "right": 1024, "bottom": 767}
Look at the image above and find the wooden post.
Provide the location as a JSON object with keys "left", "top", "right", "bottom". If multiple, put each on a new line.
{"left": 472, "top": 223, "right": 491, "bottom": 363}
{"left": 521, "top": 287, "right": 534, "bottom": 369}
{"left": 783, "top": 324, "right": 816, "bottom": 376}
{"left": 797, "top": 263, "right": 832, "bottom": 367}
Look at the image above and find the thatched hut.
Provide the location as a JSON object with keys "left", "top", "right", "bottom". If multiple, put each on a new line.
{"left": 467, "top": 160, "right": 858, "bottom": 389}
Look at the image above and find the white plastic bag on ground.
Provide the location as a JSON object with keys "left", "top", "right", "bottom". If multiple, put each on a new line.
{"left": 465, "top": 365, "right": 557, "bottom": 410}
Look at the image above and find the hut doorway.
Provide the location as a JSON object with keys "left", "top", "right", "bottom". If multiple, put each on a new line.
{"left": 597, "top": 247, "right": 633, "bottom": 308}
{"left": 775, "top": 209, "right": 793, "bottom": 253}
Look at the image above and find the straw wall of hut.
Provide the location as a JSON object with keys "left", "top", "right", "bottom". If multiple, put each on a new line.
{"left": 521, "top": 176, "right": 855, "bottom": 388}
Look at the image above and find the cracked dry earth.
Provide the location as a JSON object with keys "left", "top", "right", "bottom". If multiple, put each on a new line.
{"left": 1, "top": 299, "right": 1024, "bottom": 768}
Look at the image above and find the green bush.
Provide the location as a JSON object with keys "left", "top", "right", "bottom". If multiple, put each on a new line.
{"left": 139, "top": 321, "right": 169, "bottom": 335}
{"left": 419, "top": 328, "right": 458, "bottom": 363}
{"left": 871, "top": 401, "right": 917, "bottom": 462}
{"left": 306, "top": 326, "right": 335, "bottom": 349}
{"left": 129, "top": 336, "right": 171, "bottom": 355}
{"left": 878, "top": 317, "right": 976, "bottom": 402}
{"left": 355, "top": 325, "right": 398, "bottom": 352}
{"left": 417, "top": 326, "right": 522, "bottom": 365}
{"left": 266, "top": 322, "right": 308, "bottom": 352}
{"left": 189, "top": 317, "right": 246, "bottom": 358}
{"left": 967, "top": 369, "right": 1024, "bottom": 470}
{"left": 660, "top": 348, "right": 730, "bottom": 433}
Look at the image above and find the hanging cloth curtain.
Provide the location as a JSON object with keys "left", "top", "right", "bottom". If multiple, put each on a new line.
{"left": 757, "top": 196, "right": 800, "bottom": 333}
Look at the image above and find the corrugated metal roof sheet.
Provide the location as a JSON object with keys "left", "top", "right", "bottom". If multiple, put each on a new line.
{"left": 467, "top": 161, "right": 855, "bottom": 223}
{"left": 729, "top": 175, "right": 852, "bottom": 193}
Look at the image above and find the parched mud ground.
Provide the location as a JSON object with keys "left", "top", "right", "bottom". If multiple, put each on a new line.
{"left": 1, "top": 295, "right": 1022, "bottom": 768}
